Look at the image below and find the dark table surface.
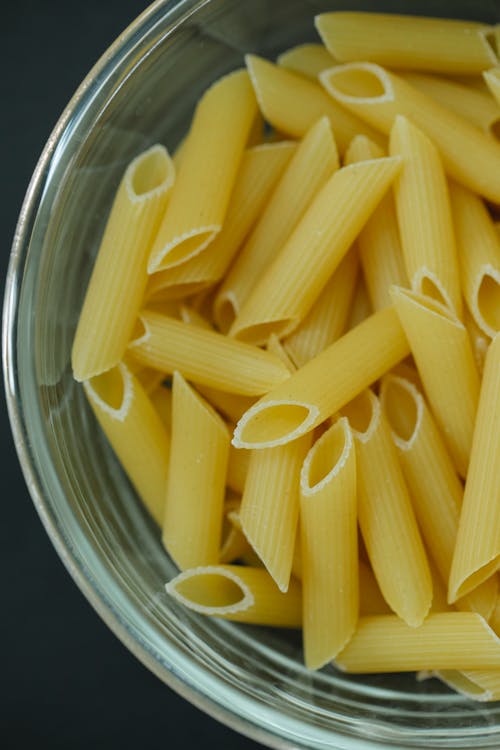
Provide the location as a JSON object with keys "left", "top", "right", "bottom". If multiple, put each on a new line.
{"left": 2, "top": 2, "right": 265, "bottom": 747}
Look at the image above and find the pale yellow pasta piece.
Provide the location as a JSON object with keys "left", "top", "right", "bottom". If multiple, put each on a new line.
{"left": 165, "top": 565, "right": 302, "bottom": 627}
{"left": 265, "top": 334, "right": 296, "bottom": 373}
{"left": 177, "top": 304, "right": 212, "bottom": 330}
{"left": 359, "top": 561, "right": 391, "bottom": 616}
{"left": 277, "top": 43, "right": 336, "bottom": 79}
{"left": 128, "top": 311, "right": 290, "bottom": 396}
{"left": 284, "top": 249, "right": 359, "bottom": 367}
{"left": 219, "top": 497, "right": 250, "bottom": 564}
{"left": 336, "top": 613, "right": 500, "bottom": 673}
{"left": 391, "top": 288, "right": 480, "bottom": 477}
{"left": 195, "top": 387, "right": 256, "bottom": 424}
{"left": 83, "top": 363, "right": 170, "bottom": 526}
{"left": 233, "top": 306, "right": 409, "bottom": 449}
{"left": 149, "top": 383, "right": 172, "bottom": 433}
{"left": 226, "top": 444, "right": 250, "bottom": 495}
{"left": 133, "top": 366, "right": 165, "bottom": 395}
{"left": 245, "top": 54, "right": 385, "bottom": 155}
{"left": 230, "top": 157, "right": 402, "bottom": 344}
{"left": 162, "top": 373, "right": 229, "bottom": 569}
{"left": 403, "top": 72, "right": 500, "bottom": 140}
{"left": 340, "top": 389, "right": 431, "bottom": 627}
{"left": 449, "top": 181, "right": 500, "bottom": 339}
{"left": 464, "top": 308, "right": 490, "bottom": 375}
{"left": 346, "top": 274, "right": 372, "bottom": 330}
{"left": 380, "top": 375, "right": 497, "bottom": 620}
{"left": 214, "top": 117, "right": 338, "bottom": 332}
{"left": 436, "top": 670, "right": 500, "bottom": 702}
{"left": 450, "top": 334, "right": 500, "bottom": 602}
{"left": 316, "top": 13, "right": 498, "bottom": 74}
{"left": 300, "top": 418, "right": 357, "bottom": 668}
{"left": 72, "top": 145, "right": 175, "bottom": 381}
{"left": 344, "top": 135, "right": 407, "bottom": 311}
{"left": 145, "top": 142, "right": 296, "bottom": 301}
{"left": 390, "top": 360, "right": 422, "bottom": 390}
{"left": 148, "top": 70, "right": 257, "bottom": 272}
{"left": 484, "top": 67, "right": 500, "bottom": 106}
{"left": 320, "top": 62, "right": 500, "bottom": 204}
{"left": 389, "top": 116, "right": 461, "bottom": 316}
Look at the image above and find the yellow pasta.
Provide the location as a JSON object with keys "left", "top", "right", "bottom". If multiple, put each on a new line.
{"left": 195, "top": 387, "right": 256, "bottom": 424}
{"left": 213, "top": 117, "right": 338, "bottom": 332}
{"left": 162, "top": 372, "right": 229, "bottom": 570}
{"left": 165, "top": 565, "right": 302, "bottom": 627}
{"left": 148, "top": 70, "right": 257, "bottom": 272}
{"left": 336, "top": 613, "right": 500, "bottom": 673}
{"left": 346, "top": 274, "right": 372, "bottom": 330}
{"left": 464, "top": 308, "right": 490, "bottom": 375}
{"left": 145, "top": 142, "right": 296, "bottom": 302}
{"left": 226, "top": 444, "right": 250, "bottom": 495}
{"left": 316, "top": 13, "right": 498, "bottom": 74}
{"left": 389, "top": 116, "right": 462, "bottom": 316}
{"left": 484, "top": 67, "right": 500, "bottom": 106}
{"left": 359, "top": 562, "right": 391, "bottom": 616}
{"left": 245, "top": 54, "right": 385, "bottom": 155}
{"left": 340, "top": 389, "right": 432, "bottom": 627}
{"left": 436, "top": 670, "right": 500, "bottom": 702}
{"left": 277, "top": 43, "right": 336, "bottom": 79}
{"left": 83, "top": 363, "right": 170, "bottom": 526}
{"left": 149, "top": 383, "right": 172, "bottom": 433}
{"left": 391, "top": 287, "right": 480, "bottom": 477}
{"left": 72, "top": 145, "right": 175, "bottom": 381}
{"left": 344, "top": 136, "right": 407, "bottom": 311}
{"left": 233, "top": 306, "right": 409, "bottom": 449}
{"left": 403, "top": 72, "right": 500, "bottom": 140}
{"left": 449, "top": 181, "right": 500, "bottom": 339}
{"left": 300, "top": 418, "right": 357, "bottom": 668}
{"left": 219, "top": 497, "right": 251, "bottom": 564}
{"left": 320, "top": 62, "right": 500, "bottom": 204}
{"left": 450, "top": 334, "right": 500, "bottom": 603}
{"left": 230, "top": 157, "right": 402, "bottom": 344}
{"left": 128, "top": 310, "right": 290, "bottom": 396}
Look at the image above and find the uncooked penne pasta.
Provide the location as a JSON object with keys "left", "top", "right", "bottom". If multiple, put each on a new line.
{"left": 436, "top": 670, "right": 500, "bottom": 702}
{"left": 148, "top": 70, "right": 257, "bottom": 272}
{"left": 145, "top": 142, "right": 296, "bottom": 302}
{"left": 226, "top": 444, "right": 250, "bottom": 495}
{"left": 344, "top": 136, "right": 407, "bottom": 311}
{"left": 389, "top": 116, "right": 461, "bottom": 316}
{"left": 277, "top": 43, "right": 336, "bottom": 79}
{"left": 346, "top": 274, "right": 372, "bottom": 330}
{"left": 214, "top": 117, "right": 338, "bottom": 332}
{"left": 340, "top": 389, "right": 432, "bottom": 627}
{"left": 84, "top": 363, "right": 170, "bottom": 526}
{"left": 149, "top": 383, "right": 172, "bottom": 433}
{"left": 450, "top": 334, "right": 500, "bottom": 603}
{"left": 233, "top": 306, "right": 409, "bottom": 449}
{"left": 284, "top": 249, "right": 359, "bottom": 367}
{"left": 230, "top": 157, "right": 402, "bottom": 344}
{"left": 320, "top": 62, "right": 500, "bottom": 204}
{"left": 484, "top": 67, "right": 500, "bottom": 106}
{"left": 165, "top": 565, "right": 302, "bottom": 627}
{"left": 316, "top": 13, "right": 498, "bottom": 74}
{"left": 195, "top": 387, "right": 256, "bottom": 424}
{"left": 72, "top": 145, "right": 175, "bottom": 381}
{"left": 162, "top": 373, "right": 229, "bottom": 569}
{"left": 359, "top": 561, "right": 391, "bottom": 616}
{"left": 464, "top": 309, "right": 490, "bottom": 375}
{"left": 128, "top": 310, "right": 290, "bottom": 396}
{"left": 219, "top": 497, "right": 250, "bottom": 564}
{"left": 300, "top": 417, "right": 357, "bottom": 668}
{"left": 336, "top": 613, "right": 500, "bottom": 673}
{"left": 245, "top": 54, "right": 384, "bottom": 155}
{"left": 391, "top": 288, "right": 480, "bottom": 477}
{"left": 449, "top": 181, "right": 500, "bottom": 339}
{"left": 133, "top": 365, "right": 166, "bottom": 395}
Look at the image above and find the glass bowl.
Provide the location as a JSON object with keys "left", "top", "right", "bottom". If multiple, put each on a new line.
{"left": 4, "top": 1, "right": 500, "bottom": 748}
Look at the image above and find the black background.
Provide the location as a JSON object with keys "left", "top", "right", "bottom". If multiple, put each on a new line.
{"left": 2, "top": 3, "right": 264, "bottom": 748}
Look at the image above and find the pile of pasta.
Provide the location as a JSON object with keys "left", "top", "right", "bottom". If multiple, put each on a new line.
{"left": 72, "top": 12, "right": 500, "bottom": 701}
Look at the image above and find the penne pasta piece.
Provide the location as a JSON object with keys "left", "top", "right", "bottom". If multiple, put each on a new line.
{"left": 346, "top": 274, "right": 372, "bottom": 330}
{"left": 284, "top": 249, "right": 359, "bottom": 367}
{"left": 340, "top": 390, "right": 432, "bottom": 627}
{"left": 449, "top": 181, "right": 500, "bottom": 339}
{"left": 245, "top": 54, "right": 385, "bottom": 155}
{"left": 165, "top": 565, "right": 302, "bottom": 627}
{"left": 484, "top": 67, "right": 500, "bottom": 106}
{"left": 129, "top": 311, "right": 290, "bottom": 396}
{"left": 380, "top": 374, "right": 497, "bottom": 619}
{"left": 145, "top": 142, "right": 296, "bottom": 302}
{"left": 178, "top": 304, "right": 212, "bottom": 330}
{"left": 277, "top": 43, "right": 336, "bottom": 79}
{"left": 149, "top": 383, "right": 172, "bottom": 433}
{"left": 162, "top": 373, "right": 229, "bottom": 569}
{"left": 133, "top": 366, "right": 165, "bottom": 395}
{"left": 266, "top": 334, "right": 296, "bottom": 372}
{"left": 230, "top": 157, "right": 402, "bottom": 344}
{"left": 359, "top": 561, "right": 391, "bottom": 616}
{"left": 336, "top": 613, "right": 500, "bottom": 673}
{"left": 464, "top": 308, "right": 490, "bottom": 375}
{"left": 389, "top": 116, "right": 462, "bottom": 316}
{"left": 316, "top": 13, "right": 498, "bottom": 74}
{"left": 219, "top": 497, "right": 251, "bottom": 564}
{"left": 436, "top": 670, "right": 500, "bottom": 702}
{"left": 320, "top": 62, "right": 500, "bottom": 203}
{"left": 233, "top": 306, "right": 409, "bottom": 449}
{"left": 391, "top": 288, "right": 480, "bottom": 477}
{"left": 344, "top": 136, "right": 407, "bottom": 311}
{"left": 148, "top": 70, "right": 258, "bottom": 272}
{"left": 226, "top": 444, "right": 250, "bottom": 495}
{"left": 390, "top": 360, "right": 422, "bottom": 391}
{"left": 195, "top": 387, "right": 256, "bottom": 424}
{"left": 402, "top": 72, "right": 500, "bottom": 141}
{"left": 214, "top": 117, "right": 338, "bottom": 332}
{"left": 450, "top": 335, "right": 500, "bottom": 603}
{"left": 300, "top": 417, "right": 358, "bottom": 668}
{"left": 84, "top": 363, "right": 170, "bottom": 526}
{"left": 72, "top": 145, "right": 175, "bottom": 381}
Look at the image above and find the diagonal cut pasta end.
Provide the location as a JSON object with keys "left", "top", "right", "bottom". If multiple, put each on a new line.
{"left": 83, "top": 362, "right": 134, "bottom": 422}
{"left": 320, "top": 62, "right": 394, "bottom": 105}
{"left": 232, "top": 400, "right": 319, "bottom": 449}
{"left": 165, "top": 565, "right": 254, "bottom": 616}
